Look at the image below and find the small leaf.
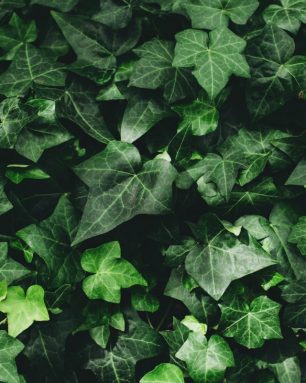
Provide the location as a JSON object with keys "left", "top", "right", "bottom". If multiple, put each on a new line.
{"left": 140, "top": 363, "right": 185, "bottom": 383}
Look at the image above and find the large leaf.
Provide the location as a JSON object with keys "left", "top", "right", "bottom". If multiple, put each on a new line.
{"left": 73, "top": 141, "right": 177, "bottom": 244}
{"left": 246, "top": 25, "right": 306, "bottom": 118}
{"left": 129, "top": 39, "right": 196, "bottom": 103}
{"left": 17, "top": 196, "right": 84, "bottom": 288}
{"left": 220, "top": 296, "right": 282, "bottom": 348}
{"left": 185, "top": 215, "right": 276, "bottom": 300}
{"left": 173, "top": 27, "right": 249, "bottom": 98}
{"left": 0, "top": 285, "right": 49, "bottom": 337}
{"left": 0, "top": 44, "right": 66, "bottom": 97}
{"left": 182, "top": 0, "right": 259, "bottom": 30}
{"left": 176, "top": 332, "right": 234, "bottom": 383}
{"left": 81, "top": 241, "right": 146, "bottom": 303}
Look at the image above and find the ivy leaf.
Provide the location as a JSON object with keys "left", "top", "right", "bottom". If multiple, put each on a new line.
{"left": 0, "top": 180, "right": 12, "bottom": 216}
{"left": 129, "top": 39, "right": 196, "bottom": 103}
{"left": 185, "top": 215, "right": 276, "bottom": 300}
{"left": 81, "top": 241, "right": 147, "bottom": 303}
{"left": 17, "top": 196, "right": 84, "bottom": 288}
{"left": 92, "top": 0, "right": 133, "bottom": 30}
{"left": 220, "top": 296, "right": 282, "bottom": 349}
{"left": 263, "top": 0, "right": 306, "bottom": 34}
{"left": 0, "top": 13, "right": 37, "bottom": 60}
{"left": 83, "top": 310, "right": 164, "bottom": 383}
{"left": 31, "top": 0, "right": 78, "bottom": 11}
{"left": 121, "top": 94, "right": 170, "bottom": 143}
{"left": 0, "top": 285, "right": 49, "bottom": 337}
{"left": 286, "top": 159, "right": 306, "bottom": 186}
{"left": 140, "top": 363, "right": 185, "bottom": 383}
{"left": 0, "top": 330, "right": 24, "bottom": 383}
{"left": 73, "top": 141, "right": 177, "bottom": 244}
{"left": 173, "top": 28, "right": 249, "bottom": 99}
{"left": 271, "top": 357, "right": 301, "bottom": 383}
{"left": 0, "top": 44, "right": 66, "bottom": 97}
{"left": 288, "top": 216, "right": 306, "bottom": 255}
{"left": 176, "top": 332, "right": 234, "bottom": 383}
{"left": 182, "top": 0, "right": 259, "bottom": 30}
{"left": 246, "top": 25, "right": 306, "bottom": 118}
{"left": 0, "top": 243, "right": 30, "bottom": 284}
{"left": 56, "top": 81, "right": 113, "bottom": 143}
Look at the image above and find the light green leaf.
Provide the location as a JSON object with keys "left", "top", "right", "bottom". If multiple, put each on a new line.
{"left": 5, "top": 165, "right": 50, "bottom": 184}
{"left": 220, "top": 296, "right": 282, "bottom": 348}
{"left": 0, "top": 330, "right": 24, "bottom": 383}
{"left": 263, "top": 0, "right": 306, "bottom": 34}
{"left": 176, "top": 332, "right": 234, "bottom": 383}
{"left": 121, "top": 95, "right": 170, "bottom": 143}
{"left": 130, "top": 39, "right": 196, "bottom": 103}
{"left": 182, "top": 0, "right": 259, "bottom": 30}
{"left": 0, "top": 243, "right": 30, "bottom": 284}
{"left": 17, "top": 196, "right": 84, "bottom": 288}
{"left": 140, "top": 363, "right": 185, "bottom": 383}
{"left": 0, "top": 44, "right": 66, "bottom": 97}
{"left": 0, "top": 285, "right": 49, "bottom": 337}
{"left": 73, "top": 141, "right": 177, "bottom": 244}
{"left": 173, "top": 28, "right": 249, "bottom": 99}
{"left": 81, "top": 241, "right": 147, "bottom": 303}
{"left": 286, "top": 159, "right": 306, "bottom": 186}
{"left": 246, "top": 25, "right": 306, "bottom": 118}
{"left": 185, "top": 215, "right": 276, "bottom": 300}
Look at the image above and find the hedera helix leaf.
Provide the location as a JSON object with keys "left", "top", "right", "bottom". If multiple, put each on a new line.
{"left": 72, "top": 140, "right": 177, "bottom": 244}
{"left": 0, "top": 242, "right": 30, "bottom": 284}
{"left": 92, "top": 0, "right": 133, "bottom": 30}
{"left": 288, "top": 216, "right": 306, "bottom": 255}
{"left": 246, "top": 25, "right": 306, "bottom": 118}
{"left": 0, "top": 180, "right": 13, "bottom": 216}
{"left": 173, "top": 27, "right": 250, "bottom": 99}
{"left": 185, "top": 214, "right": 276, "bottom": 300}
{"left": 129, "top": 38, "right": 196, "bottom": 103}
{"left": 81, "top": 241, "right": 147, "bottom": 303}
{"left": 176, "top": 332, "right": 234, "bottom": 383}
{"left": 263, "top": 0, "right": 306, "bottom": 34}
{"left": 0, "top": 285, "right": 49, "bottom": 337}
{"left": 181, "top": 0, "right": 259, "bottom": 30}
{"left": 286, "top": 159, "right": 306, "bottom": 186}
{"left": 17, "top": 196, "right": 84, "bottom": 288}
{"left": 271, "top": 356, "right": 301, "bottom": 383}
{"left": 140, "top": 363, "right": 185, "bottom": 383}
{"left": 0, "top": 44, "right": 66, "bottom": 97}
{"left": 31, "top": 0, "right": 79, "bottom": 12}
{"left": 0, "top": 330, "right": 24, "bottom": 383}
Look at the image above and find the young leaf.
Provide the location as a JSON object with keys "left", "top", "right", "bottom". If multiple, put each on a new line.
{"left": 81, "top": 241, "right": 147, "bottom": 303}
{"left": 173, "top": 28, "right": 249, "bottom": 99}
{"left": 0, "top": 285, "right": 49, "bottom": 337}
{"left": 140, "top": 363, "right": 185, "bottom": 383}
{"left": 220, "top": 296, "right": 282, "bottom": 348}
{"left": 176, "top": 332, "right": 234, "bottom": 383}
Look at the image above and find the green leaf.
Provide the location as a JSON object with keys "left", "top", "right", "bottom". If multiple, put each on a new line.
{"left": 5, "top": 165, "right": 50, "bottom": 184}
{"left": 288, "top": 216, "right": 306, "bottom": 255}
{"left": 286, "top": 159, "right": 306, "bottom": 186}
{"left": 31, "top": 0, "right": 78, "bottom": 12}
{"left": 0, "top": 330, "right": 24, "bottom": 383}
{"left": 0, "top": 13, "right": 36, "bottom": 60}
{"left": 0, "top": 44, "right": 66, "bottom": 97}
{"left": 0, "top": 285, "right": 49, "bottom": 337}
{"left": 81, "top": 241, "right": 147, "bottom": 303}
{"left": 0, "top": 242, "right": 30, "bottom": 284}
{"left": 140, "top": 363, "right": 185, "bottom": 383}
{"left": 130, "top": 39, "right": 196, "bottom": 103}
{"left": 73, "top": 141, "right": 177, "bottom": 244}
{"left": 131, "top": 286, "right": 159, "bottom": 312}
{"left": 92, "top": 0, "right": 132, "bottom": 30}
{"left": 220, "top": 296, "right": 282, "bottom": 348}
{"left": 263, "top": 0, "right": 306, "bottom": 34}
{"left": 182, "top": 0, "right": 259, "bottom": 30}
{"left": 185, "top": 215, "right": 276, "bottom": 300}
{"left": 84, "top": 310, "right": 164, "bottom": 383}
{"left": 17, "top": 196, "right": 84, "bottom": 288}
{"left": 246, "top": 25, "right": 306, "bottom": 118}
{"left": 0, "top": 180, "right": 13, "bottom": 216}
{"left": 121, "top": 94, "right": 170, "bottom": 143}
{"left": 56, "top": 81, "right": 113, "bottom": 143}
{"left": 176, "top": 332, "right": 234, "bottom": 383}
{"left": 173, "top": 28, "right": 249, "bottom": 99}
{"left": 271, "top": 356, "right": 301, "bottom": 383}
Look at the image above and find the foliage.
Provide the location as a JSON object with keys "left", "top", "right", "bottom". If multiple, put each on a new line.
{"left": 0, "top": 0, "right": 305, "bottom": 382}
